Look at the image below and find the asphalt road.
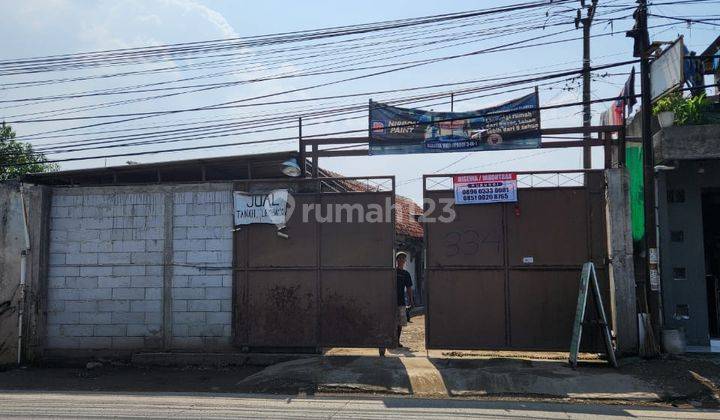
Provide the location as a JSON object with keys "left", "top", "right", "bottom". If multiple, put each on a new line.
{"left": 0, "top": 391, "right": 716, "bottom": 419}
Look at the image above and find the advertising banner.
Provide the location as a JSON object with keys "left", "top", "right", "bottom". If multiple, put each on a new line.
{"left": 453, "top": 173, "right": 518, "bottom": 205}
{"left": 233, "top": 189, "right": 290, "bottom": 225}
{"left": 369, "top": 92, "right": 540, "bottom": 155}
{"left": 650, "top": 37, "right": 684, "bottom": 101}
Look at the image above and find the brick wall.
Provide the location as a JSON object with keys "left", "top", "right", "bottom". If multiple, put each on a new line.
{"left": 46, "top": 184, "right": 234, "bottom": 351}
{"left": 171, "top": 189, "right": 233, "bottom": 349}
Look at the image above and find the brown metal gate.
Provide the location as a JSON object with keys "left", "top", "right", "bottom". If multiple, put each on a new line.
{"left": 233, "top": 177, "right": 396, "bottom": 350}
{"left": 423, "top": 170, "right": 609, "bottom": 350}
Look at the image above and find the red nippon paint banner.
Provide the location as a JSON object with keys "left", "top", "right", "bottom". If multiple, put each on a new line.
{"left": 453, "top": 172, "right": 518, "bottom": 205}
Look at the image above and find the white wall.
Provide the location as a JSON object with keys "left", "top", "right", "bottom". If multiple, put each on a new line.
{"left": 45, "top": 183, "right": 235, "bottom": 351}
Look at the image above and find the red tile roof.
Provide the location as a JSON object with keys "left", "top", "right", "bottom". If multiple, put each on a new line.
{"left": 316, "top": 168, "right": 423, "bottom": 238}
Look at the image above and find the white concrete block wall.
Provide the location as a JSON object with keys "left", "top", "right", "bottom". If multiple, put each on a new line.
{"left": 45, "top": 184, "right": 235, "bottom": 351}
{"left": 47, "top": 190, "right": 165, "bottom": 350}
{"left": 171, "top": 188, "right": 234, "bottom": 349}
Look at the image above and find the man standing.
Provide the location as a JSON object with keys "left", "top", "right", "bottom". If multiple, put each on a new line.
{"left": 396, "top": 252, "right": 414, "bottom": 348}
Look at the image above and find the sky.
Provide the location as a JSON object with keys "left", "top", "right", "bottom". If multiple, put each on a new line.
{"left": 1, "top": 0, "right": 718, "bottom": 202}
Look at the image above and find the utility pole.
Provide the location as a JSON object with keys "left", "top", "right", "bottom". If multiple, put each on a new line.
{"left": 576, "top": 0, "right": 598, "bottom": 169}
{"left": 628, "top": 0, "right": 662, "bottom": 343}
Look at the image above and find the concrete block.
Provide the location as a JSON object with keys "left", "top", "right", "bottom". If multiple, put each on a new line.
{"left": 65, "top": 252, "right": 99, "bottom": 265}
{"left": 173, "top": 227, "right": 187, "bottom": 239}
{"left": 94, "top": 325, "right": 127, "bottom": 337}
{"left": 48, "top": 277, "right": 66, "bottom": 289}
{"left": 49, "top": 266, "right": 79, "bottom": 277}
{"left": 222, "top": 275, "right": 233, "bottom": 288}
{"left": 146, "top": 266, "right": 163, "bottom": 276}
{"left": 127, "top": 324, "right": 161, "bottom": 337}
{"left": 78, "top": 312, "right": 112, "bottom": 324}
{"left": 205, "top": 239, "right": 232, "bottom": 251}
{"left": 54, "top": 288, "right": 111, "bottom": 300}
{"left": 172, "top": 324, "right": 189, "bottom": 337}
{"left": 46, "top": 336, "right": 80, "bottom": 349}
{"left": 131, "top": 251, "right": 163, "bottom": 265}
{"left": 112, "top": 288, "right": 145, "bottom": 300}
{"left": 174, "top": 215, "right": 207, "bottom": 227}
{"left": 51, "top": 206, "right": 70, "bottom": 218}
{"left": 186, "top": 204, "right": 217, "bottom": 216}
{"left": 50, "top": 241, "right": 79, "bottom": 253}
{"left": 189, "top": 275, "right": 223, "bottom": 287}
{"left": 112, "top": 337, "right": 145, "bottom": 349}
{"left": 98, "top": 299, "right": 130, "bottom": 312}
{"left": 135, "top": 228, "right": 163, "bottom": 240}
{"left": 188, "top": 324, "right": 225, "bottom": 337}
{"left": 172, "top": 300, "right": 188, "bottom": 312}
{"left": 47, "top": 312, "right": 79, "bottom": 325}
{"left": 174, "top": 239, "right": 206, "bottom": 251}
{"left": 52, "top": 195, "right": 83, "bottom": 207}
{"left": 130, "top": 276, "right": 162, "bottom": 288}
{"left": 112, "top": 240, "right": 146, "bottom": 253}
{"left": 173, "top": 204, "right": 187, "bottom": 216}
{"left": 100, "top": 228, "right": 134, "bottom": 241}
{"left": 187, "top": 300, "right": 221, "bottom": 312}
{"left": 173, "top": 312, "right": 205, "bottom": 324}
{"left": 77, "top": 337, "right": 112, "bottom": 349}
{"left": 146, "top": 239, "right": 163, "bottom": 252}
{"left": 50, "top": 229, "right": 68, "bottom": 242}
{"left": 63, "top": 301, "right": 98, "bottom": 312}
{"left": 221, "top": 300, "right": 232, "bottom": 312}
{"left": 173, "top": 251, "right": 187, "bottom": 268}
{"left": 48, "top": 300, "right": 65, "bottom": 312}
{"left": 98, "top": 252, "right": 131, "bottom": 264}
{"left": 145, "top": 312, "right": 162, "bottom": 325}
{"left": 171, "top": 337, "right": 204, "bottom": 348}
{"left": 68, "top": 229, "right": 100, "bottom": 241}
{"left": 81, "top": 218, "right": 113, "bottom": 230}
{"left": 186, "top": 251, "right": 222, "bottom": 264}
{"left": 98, "top": 276, "right": 132, "bottom": 288}
{"left": 47, "top": 325, "right": 62, "bottom": 337}
{"left": 172, "top": 288, "right": 205, "bottom": 300}
{"left": 65, "top": 277, "right": 99, "bottom": 289}
{"left": 52, "top": 218, "right": 81, "bottom": 230}
{"left": 205, "top": 287, "right": 231, "bottom": 300}
{"left": 145, "top": 216, "right": 163, "bottom": 227}
{"left": 173, "top": 266, "right": 199, "bottom": 276}
{"left": 131, "top": 204, "right": 151, "bottom": 216}
{"left": 80, "top": 241, "right": 112, "bottom": 253}
{"left": 205, "top": 215, "right": 231, "bottom": 227}
{"left": 81, "top": 206, "right": 101, "bottom": 218}
{"left": 130, "top": 300, "right": 162, "bottom": 313}
{"left": 145, "top": 287, "right": 162, "bottom": 300}
{"left": 111, "top": 312, "right": 145, "bottom": 324}
{"left": 112, "top": 265, "right": 145, "bottom": 276}
{"left": 80, "top": 266, "right": 113, "bottom": 277}
{"left": 48, "top": 253, "right": 66, "bottom": 265}
{"left": 206, "top": 312, "right": 232, "bottom": 325}
{"left": 61, "top": 325, "right": 93, "bottom": 337}
{"left": 172, "top": 276, "right": 189, "bottom": 287}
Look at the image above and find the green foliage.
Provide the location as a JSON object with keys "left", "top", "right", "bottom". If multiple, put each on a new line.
{"left": 0, "top": 123, "right": 58, "bottom": 181}
{"left": 651, "top": 92, "right": 712, "bottom": 126}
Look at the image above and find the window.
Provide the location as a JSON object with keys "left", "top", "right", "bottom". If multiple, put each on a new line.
{"left": 673, "top": 267, "right": 687, "bottom": 280}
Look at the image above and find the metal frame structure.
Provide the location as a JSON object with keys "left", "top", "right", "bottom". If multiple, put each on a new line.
{"left": 299, "top": 125, "right": 627, "bottom": 175}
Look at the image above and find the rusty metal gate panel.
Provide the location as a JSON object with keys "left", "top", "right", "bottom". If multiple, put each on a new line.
{"left": 233, "top": 178, "right": 396, "bottom": 350}
{"left": 424, "top": 171, "right": 609, "bottom": 351}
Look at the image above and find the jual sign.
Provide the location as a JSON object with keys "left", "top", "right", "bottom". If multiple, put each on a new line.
{"left": 453, "top": 173, "right": 518, "bottom": 205}
{"left": 233, "top": 190, "right": 291, "bottom": 225}
{"left": 369, "top": 91, "right": 541, "bottom": 155}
